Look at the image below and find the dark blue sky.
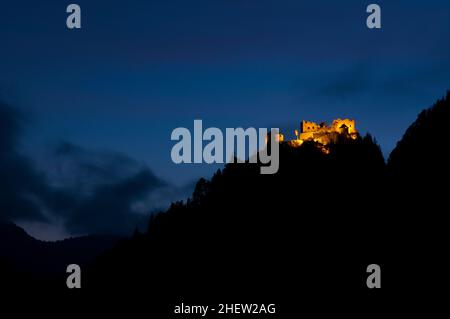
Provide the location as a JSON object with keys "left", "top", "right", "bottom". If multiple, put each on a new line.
{"left": 1, "top": 1, "right": 450, "bottom": 239}
{"left": 2, "top": 0, "right": 450, "bottom": 183}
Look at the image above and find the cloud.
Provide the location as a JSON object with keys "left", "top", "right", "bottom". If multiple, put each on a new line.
{"left": 44, "top": 142, "right": 150, "bottom": 195}
{"left": 0, "top": 101, "right": 20, "bottom": 154}
{"left": 40, "top": 143, "right": 171, "bottom": 235}
{"left": 1, "top": 102, "right": 190, "bottom": 238}
{"left": 39, "top": 142, "right": 189, "bottom": 236}
{"left": 320, "top": 68, "right": 369, "bottom": 99}
{"left": 65, "top": 169, "right": 164, "bottom": 235}
{"left": 315, "top": 58, "right": 450, "bottom": 102}
{"left": 0, "top": 101, "right": 48, "bottom": 222}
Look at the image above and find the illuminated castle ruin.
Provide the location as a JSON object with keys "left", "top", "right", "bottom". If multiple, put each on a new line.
{"left": 277, "top": 119, "right": 358, "bottom": 150}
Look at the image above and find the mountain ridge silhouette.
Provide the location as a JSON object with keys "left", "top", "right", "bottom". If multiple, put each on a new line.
{"left": 0, "top": 221, "right": 120, "bottom": 287}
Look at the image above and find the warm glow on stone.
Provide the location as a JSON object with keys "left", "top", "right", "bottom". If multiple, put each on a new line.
{"left": 280, "top": 118, "right": 358, "bottom": 153}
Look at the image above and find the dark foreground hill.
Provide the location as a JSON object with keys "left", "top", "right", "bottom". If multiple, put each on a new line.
{"left": 85, "top": 93, "right": 450, "bottom": 311}
{"left": 2, "top": 93, "right": 450, "bottom": 314}
{"left": 0, "top": 222, "right": 120, "bottom": 288}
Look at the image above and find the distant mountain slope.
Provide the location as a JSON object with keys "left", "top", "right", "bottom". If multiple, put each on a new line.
{"left": 0, "top": 222, "right": 120, "bottom": 283}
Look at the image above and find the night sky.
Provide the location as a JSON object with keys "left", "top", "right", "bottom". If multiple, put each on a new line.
{"left": 1, "top": 0, "right": 450, "bottom": 240}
